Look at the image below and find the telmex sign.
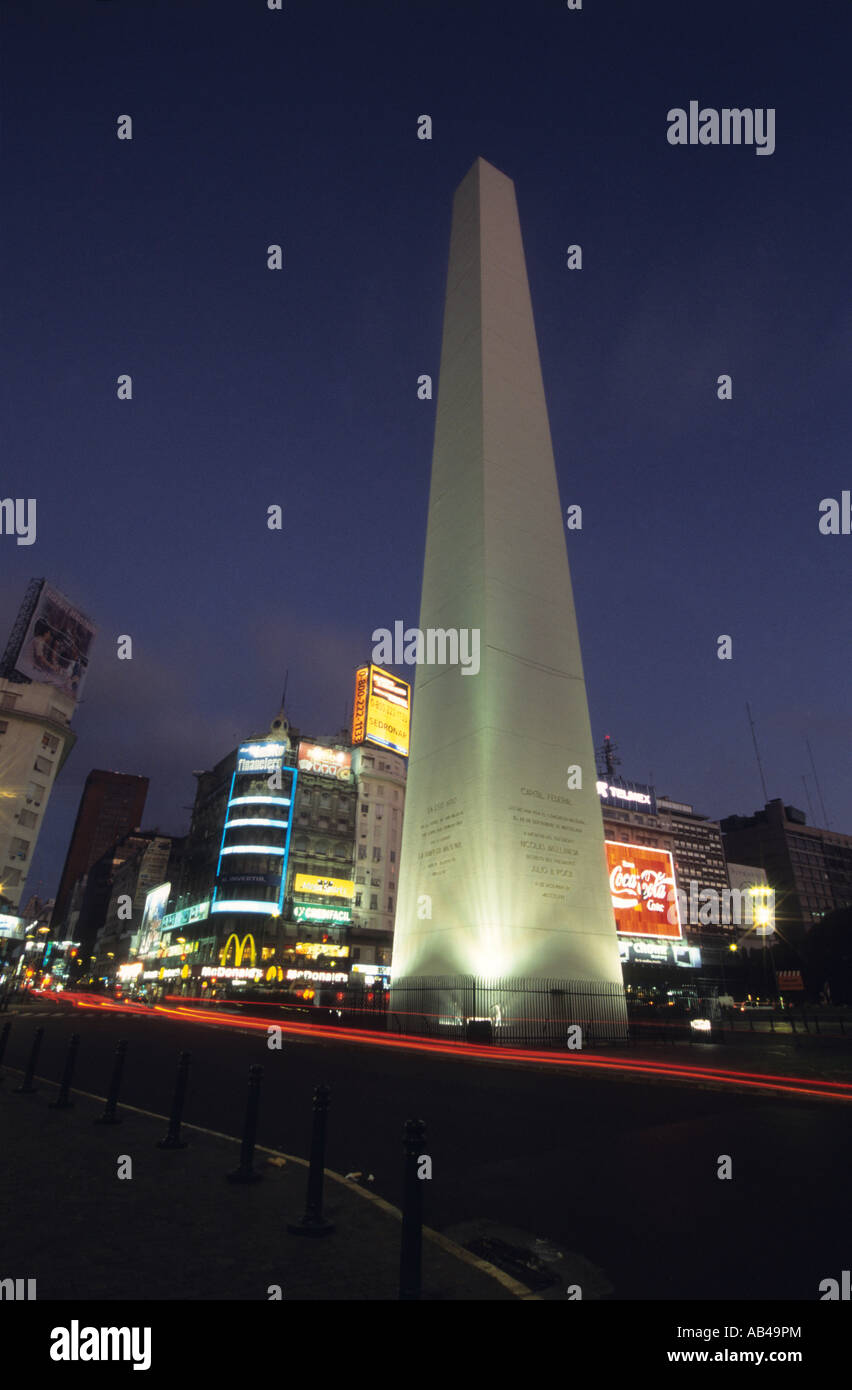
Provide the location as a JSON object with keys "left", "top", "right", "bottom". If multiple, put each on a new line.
{"left": 236, "top": 741, "right": 287, "bottom": 774}
{"left": 597, "top": 780, "right": 656, "bottom": 815}
{"left": 297, "top": 741, "right": 352, "bottom": 780}
{"left": 294, "top": 874, "right": 355, "bottom": 900}
{"left": 605, "top": 840, "right": 683, "bottom": 941}
{"left": 352, "top": 664, "right": 411, "bottom": 758}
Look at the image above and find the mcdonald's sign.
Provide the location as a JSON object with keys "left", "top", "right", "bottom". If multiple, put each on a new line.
{"left": 220, "top": 932, "right": 257, "bottom": 968}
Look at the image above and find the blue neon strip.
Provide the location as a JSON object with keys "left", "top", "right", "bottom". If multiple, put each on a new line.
{"left": 210, "top": 900, "right": 280, "bottom": 916}
{"left": 229, "top": 796, "right": 291, "bottom": 808}
{"left": 225, "top": 818, "right": 290, "bottom": 830}
{"left": 220, "top": 845, "right": 286, "bottom": 856}
{"left": 278, "top": 767, "right": 297, "bottom": 914}
{"left": 214, "top": 769, "right": 237, "bottom": 882}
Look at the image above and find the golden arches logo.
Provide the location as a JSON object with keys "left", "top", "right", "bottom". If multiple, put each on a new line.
{"left": 220, "top": 933, "right": 256, "bottom": 968}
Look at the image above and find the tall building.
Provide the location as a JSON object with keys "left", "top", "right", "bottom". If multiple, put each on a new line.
{"left": 392, "top": 158, "right": 625, "bottom": 1027}
{"left": 0, "top": 579, "right": 96, "bottom": 910}
{"left": 0, "top": 676, "right": 77, "bottom": 909}
{"left": 93, "top": 832, "right": 176, "bottom": 974}
{"left": 351, "top": 745, "right": 406, "bottom": 964}
{"left": 721, "top": 798, "right": 852, "bottom": 940}
{"left": 51, "top": 770, "right": 149, "bottom": 931}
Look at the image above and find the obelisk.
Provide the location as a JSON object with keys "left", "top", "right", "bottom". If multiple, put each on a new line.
{"left": 392, "top": 159, "right": 625, "bottom": 1024}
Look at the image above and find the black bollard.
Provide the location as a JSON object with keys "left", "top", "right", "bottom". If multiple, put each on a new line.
{"left": 14, "top": 1025, "right": 44, "bottom": 1095}
{"left": 227, "top": 1064, "right": 263, "bottom": 1182}
{"left": 95, "top": 1039, "right": 128, "bottom": 1125}
{"left": 157, "top": 1051, "right": 191, "bottom": 1149}
{"left": 288, "top": 1084, "right": 334, "bottom": 1236}
{"left": 0, "top": 1019, "right": 11, "bottom": 1082}
{"left": 49, "top": 1033, "right": 80, "bottom": 1109}
{"left": 399, "top": 1118, "right": 427, "bottom": 1300}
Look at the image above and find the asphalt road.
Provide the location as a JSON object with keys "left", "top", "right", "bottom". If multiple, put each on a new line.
{"left": 5, "top": 1002, "right": 850, "bottom": 1301}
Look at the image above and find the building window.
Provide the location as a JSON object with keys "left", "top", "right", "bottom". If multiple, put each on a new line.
{"left": 370, "top": 895, "right": 378, "bottom": 911}
{"left": 390, "top": 850, "right": 396, "bottom": 864}
{"left": 9, "top": 836, "right": 29, "bottom": 859}
{"left": 357, "top": 845, "right": 367, "bottom": 860}
{"left": 372, "top": 847, "right": 381, "bottom": 862}
{"left": 0, "top": 692, "right": 20, "bottom": 710}
{"left": 49, "top": 705, "right": 67, "bottom": 722}
{"left": 354, "top": 892, "right": 362, "bottom": 907}
{"left": 33, "top": 756, "right": 52, "bottom": 775}
{"left": 0, "top": 720, "right": 7, "bottom": 735}
{"left": 376, "top": 806, "right": 383, "bottom": 820}
{"left": 387, "top": 896, "right": 394, "bottom": 911}
{"left": 18, "top": 810, "right": 37, "bottom": 829}
{"left": 41, "top": 732, "right": 59, "bottom": 753}
{"left": 360, "top": 804, "right": 369, "bottom": 815}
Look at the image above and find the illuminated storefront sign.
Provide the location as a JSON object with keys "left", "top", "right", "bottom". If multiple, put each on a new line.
{"left": 619, "top": 938, "right": 701, "bottom": 968}
{"left": 352, "top": 664, "right": 410, "bottom": 757}
{"left": 292, "top": 904, "right": 351, "bottom": 925}
{"left": 286, "top": 969, "right": 348, "bottom": 984}
{"left": 118, "top": 962, "right": 143, "bottom": 979}
{"left": 295, "top": 942, "right": 350, "bottom": 959}
{"left": 351, "top": 963, "right": 391, "bottom": 976}
{"left": 605, "top": 841, "right": 682, "bottom": 940}
{"left": 220, "top": 933, "right": 256, "bottom": 967}
{"left": 297, "top": 742, "right": 352, "bottom": 780}
{"left": 293, "top": 874, "right": 355, "bottom": 900}
{"left": 201, "top": 966, "right": 263, "bottom": 981}
{"left": 235, "top": 741, "right": 287, "bottom": 775}
{"left": 0, "top": 914, "right": 24, "bottom": 938}
{"left": 597, "top": 780, "right": 657, "bottom": 815}
{"left": 161, "top": 901, "right": 210, "bottom": 932}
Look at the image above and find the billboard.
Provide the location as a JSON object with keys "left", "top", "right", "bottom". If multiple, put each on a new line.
{"left": 605, "top": 841, "right": 682, "bottom": 940}
{"left": 293, "top": 873, "right": 355, "bottom": 900}
{"left": 293, "top": 903, "right": 351, "bottom": 925}
{"left": 297, "top": 742, "right": 352, "bottom": 780}
{"left": 11, "top": 582, "right": 96, "bottom": 700}
{"left": 352, "top": 664, "right": 411, "bottom": 757}
{"left": 236, "top": 742, "right": 287, "bottom": 775}
{"left": 597, "top": 779, "right": 656, "bottom": 816}
{"left": 136, "top": 882, "right": 172, "bottom": 957}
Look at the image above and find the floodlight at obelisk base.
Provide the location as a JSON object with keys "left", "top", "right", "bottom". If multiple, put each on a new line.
{"left": 391, "top": 158, "right": 627, "bottom": 1034}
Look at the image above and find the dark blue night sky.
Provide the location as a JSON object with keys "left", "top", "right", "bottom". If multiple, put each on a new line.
{"left": 3, "top": 0, "right": 850, "bottom": 898}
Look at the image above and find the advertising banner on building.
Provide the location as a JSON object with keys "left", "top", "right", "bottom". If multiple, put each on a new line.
{"left": 235, "top": 742, "right": 287, "bottom": 775}
{"left": 597, "top": 779, "right": 657, "bottom": 816}
{"left": 352, "top": 666, "right": 369, "bottom": 744}
{"left": 297, "top": 742, "right": 352, "bottom": 780}
{"left": 367, "top": 665, "right": 410, "bottom": 756}
{"left": 135, "top": 882, "right": 171, "bottom": 957}
{"left": 293, "top": 874, "right": 354, "bottom": 900}
{"left": 12, "top": 582, "right": 96, "bottom": 701}
{"left": 605, "top": 841, "right": 682, "bottom": 940}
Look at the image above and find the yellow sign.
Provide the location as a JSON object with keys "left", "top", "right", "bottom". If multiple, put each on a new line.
{"left": 220, "top": 932, "right": 257, "bottom": 967}
{"left": 366, "top": 665, "right": 410, "bottom": 757}
{"left": 295, "top": 942, "right": 351, "bottom": 958}
{"left": 352, "top": 666, "right": 369, "bottom": 744}
{"left": 294, "top": 875, "right": 355, "bottom": 900}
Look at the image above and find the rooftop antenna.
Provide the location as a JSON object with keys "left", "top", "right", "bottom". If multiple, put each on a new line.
{"left": 800, "top": 774, "right": 816, "bottom": 823}
{"left": 745, "top": 703, "right": 769, "bottom": 803}
{"left": 805, "top": 738, "right": 830, "bottom": 828}
{"left": 597, "top": 734, "right": 621, "bottom": 780}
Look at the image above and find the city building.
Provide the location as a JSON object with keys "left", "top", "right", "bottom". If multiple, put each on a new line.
{"left": 92, "top": 832, "right": 178, "bottom": 975}
{"left": 721, "top": 798, "right": 852, "bottom": 941}
{"left": 51, "top": 769, "right": 149, "bottom": 932}
{"left": 0, "top": 579, "right": 96, "bottom": 911}
{"left": 0, "top": 675, "right": 77, "bottom": 909}
{"left": 135, "top": 703, "right": 405, "bottom": 999}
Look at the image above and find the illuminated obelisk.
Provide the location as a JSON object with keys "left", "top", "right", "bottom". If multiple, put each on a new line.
{"left": 392, "top": 158, "right": 626, "bottom": 1031}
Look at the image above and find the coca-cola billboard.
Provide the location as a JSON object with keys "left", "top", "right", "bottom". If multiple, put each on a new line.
{"left": 604, "top": 841, "right": 682, "bottom": 940}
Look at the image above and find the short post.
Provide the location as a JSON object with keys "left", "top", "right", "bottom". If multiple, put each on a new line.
{"left": 95, "top": 1039, "right": 128, "bottom": 1124}
{"left": 157, "top": 1051, "right": 191, "bottom": 1149}
{"left": 288, "top": 1084, "right": 334, "bottom": 1236}
{"left": 49, "top": 1033, "right": 80, "bottom": 1109}
{"left": 0, "top": 1019, "right": 11, "bottom": 1081}
{"left": 227, "top": 1064, "right": 263, "bottom": 1182}
{"left": 399, "top": 1118, "right": 427, "bottom": 1301}
{"left": 14, "top": 1025, "right": 44, "bottom": 1094}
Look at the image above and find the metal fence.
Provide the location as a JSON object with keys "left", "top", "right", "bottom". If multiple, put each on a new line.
{"left": 388, "top": 975, "right": 630, "bottom": 1047}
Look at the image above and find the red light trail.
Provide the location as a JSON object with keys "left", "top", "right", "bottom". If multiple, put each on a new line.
{"left": 58, "top": 991, "right": 852, "bottom": 1105}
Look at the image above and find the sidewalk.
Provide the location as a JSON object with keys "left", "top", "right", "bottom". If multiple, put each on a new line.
{"left": 0, "top": 1075, "right": 527, "bottom": 1301}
